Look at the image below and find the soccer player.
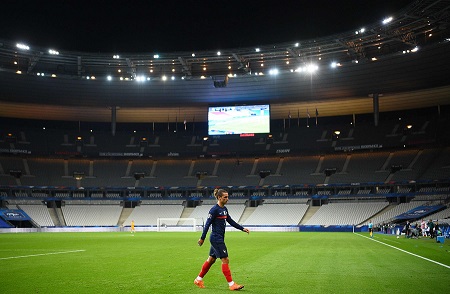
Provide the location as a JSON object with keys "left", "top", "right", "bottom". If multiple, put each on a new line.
{"left": 131, "top": 220, "right": 135, "bottom": 234}
{"left": 368, "top": 219, "right": 373, "bottom": 238}
{"left": 194, "top": 188, "right": 250, "bottom": 291}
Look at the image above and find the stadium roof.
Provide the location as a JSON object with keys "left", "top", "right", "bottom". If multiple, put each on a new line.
{"left": 0, "top": 0, "right": 449, "bottom": 122}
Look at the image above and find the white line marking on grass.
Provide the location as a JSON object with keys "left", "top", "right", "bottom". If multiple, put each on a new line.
{"left": 0, "top": 250, "right": 85, "bottom": 260}
{"left": 382, "top": 238, "right": 401, "bottom": 244}
{"left": 355, "top": 233, "right": 450, "bottom": 269}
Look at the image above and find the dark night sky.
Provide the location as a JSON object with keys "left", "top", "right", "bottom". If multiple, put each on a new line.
{"left": 0, "top": 0, "right": 412, "bottom": 53}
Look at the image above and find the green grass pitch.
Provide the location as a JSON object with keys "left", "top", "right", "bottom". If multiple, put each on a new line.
{"left": 1, "top": 232, "right": 449, "bottom": 293}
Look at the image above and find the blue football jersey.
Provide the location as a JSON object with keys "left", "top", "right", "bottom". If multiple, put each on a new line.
{"left": 201, "top": 204, "right": 244, "bottom": 242}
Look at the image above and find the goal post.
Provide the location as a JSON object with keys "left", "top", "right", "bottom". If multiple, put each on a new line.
{"left": 156, "top": 217, "right": 203, "bottom": 232}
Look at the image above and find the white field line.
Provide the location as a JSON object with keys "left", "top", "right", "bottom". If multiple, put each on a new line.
{"left": 354, "top": 233, "right": 450, "bottom": 269}
{"left": 0, "top": 249, "right": 85, "bottom": 260}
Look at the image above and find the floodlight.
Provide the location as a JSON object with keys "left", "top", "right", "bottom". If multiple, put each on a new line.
{"left": 305, "top": 64, "right": 318, "bottom": 73}
{"left": 382, "top": 17, "right": 393, "bottom": 25}
{"left": 269, "top": 68, "right": 279, "bottom": 75}
{"left": 16, "top": 43, "right": 29, "bottom": 50}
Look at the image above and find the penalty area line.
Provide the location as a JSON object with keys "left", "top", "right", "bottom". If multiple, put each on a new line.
{"left": 354, "top": 233, "right": 450, "bottom": 269}
{"left": 0, "top": 250, "right": 85, "bottom": 260}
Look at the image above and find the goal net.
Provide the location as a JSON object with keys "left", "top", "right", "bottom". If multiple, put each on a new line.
{"left": 156, "top": 217, "right": 203, "bottom": 232}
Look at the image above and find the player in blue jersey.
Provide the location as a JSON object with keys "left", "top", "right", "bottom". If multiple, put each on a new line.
{"left": 194, "top": 188, "right": 250, "bottom": 291}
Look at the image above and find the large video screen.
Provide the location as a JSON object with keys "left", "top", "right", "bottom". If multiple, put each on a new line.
{"left": 208, "top": 104, "right": 270, "bottom": 135}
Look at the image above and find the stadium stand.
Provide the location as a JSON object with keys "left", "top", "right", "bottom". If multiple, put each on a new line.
{"left": 62, "top": 202, "right": 122, "bottom": 227}
{"left": 123, "top": 203, "right": 184, "bottom": 227}
{"left": 242, "top": 204, "right": 308, "bottom": 226}
{"left": 304, "top": 202, "right": 389, "bottom": 226}
{"left": 1, "top": 0, "right": 450, "bottom": 231}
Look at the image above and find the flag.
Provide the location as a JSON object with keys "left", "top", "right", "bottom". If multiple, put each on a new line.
{"left": 306, "top": 109, "right": 310, "bottom": 128}
{"left": 315, "top": 108, "right": 318, "bottom": 126}
{"left": 175, "top": 115, "right": 178, "bottom": 132}
{"left": 288, "top": 110, "right": 291, "bottom": 128}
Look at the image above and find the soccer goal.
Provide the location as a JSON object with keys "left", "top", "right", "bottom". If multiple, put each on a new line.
{"left": 156, "top": 217, "right": 203, "bottom": 232}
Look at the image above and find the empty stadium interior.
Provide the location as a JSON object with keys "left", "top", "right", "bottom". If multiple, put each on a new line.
{"left": 1, "top": 0, "right": 450, "bottom": 232}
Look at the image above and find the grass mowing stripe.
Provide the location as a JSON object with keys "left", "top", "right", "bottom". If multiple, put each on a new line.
{"left": 354, "top": 233, "right": 450, "bottom": 269}
{"left": 0, "top": 249, "right": 85, "bottom": 260}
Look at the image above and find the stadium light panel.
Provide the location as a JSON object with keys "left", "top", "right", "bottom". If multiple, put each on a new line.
{"left": 306, "top": 64, "right": 318, "bottom": 73}
{"left": 382, "top": 16, "right": 393, "bottom": 24}
{"left": 16, "top": 43, "right": 29, "bottom": 50}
